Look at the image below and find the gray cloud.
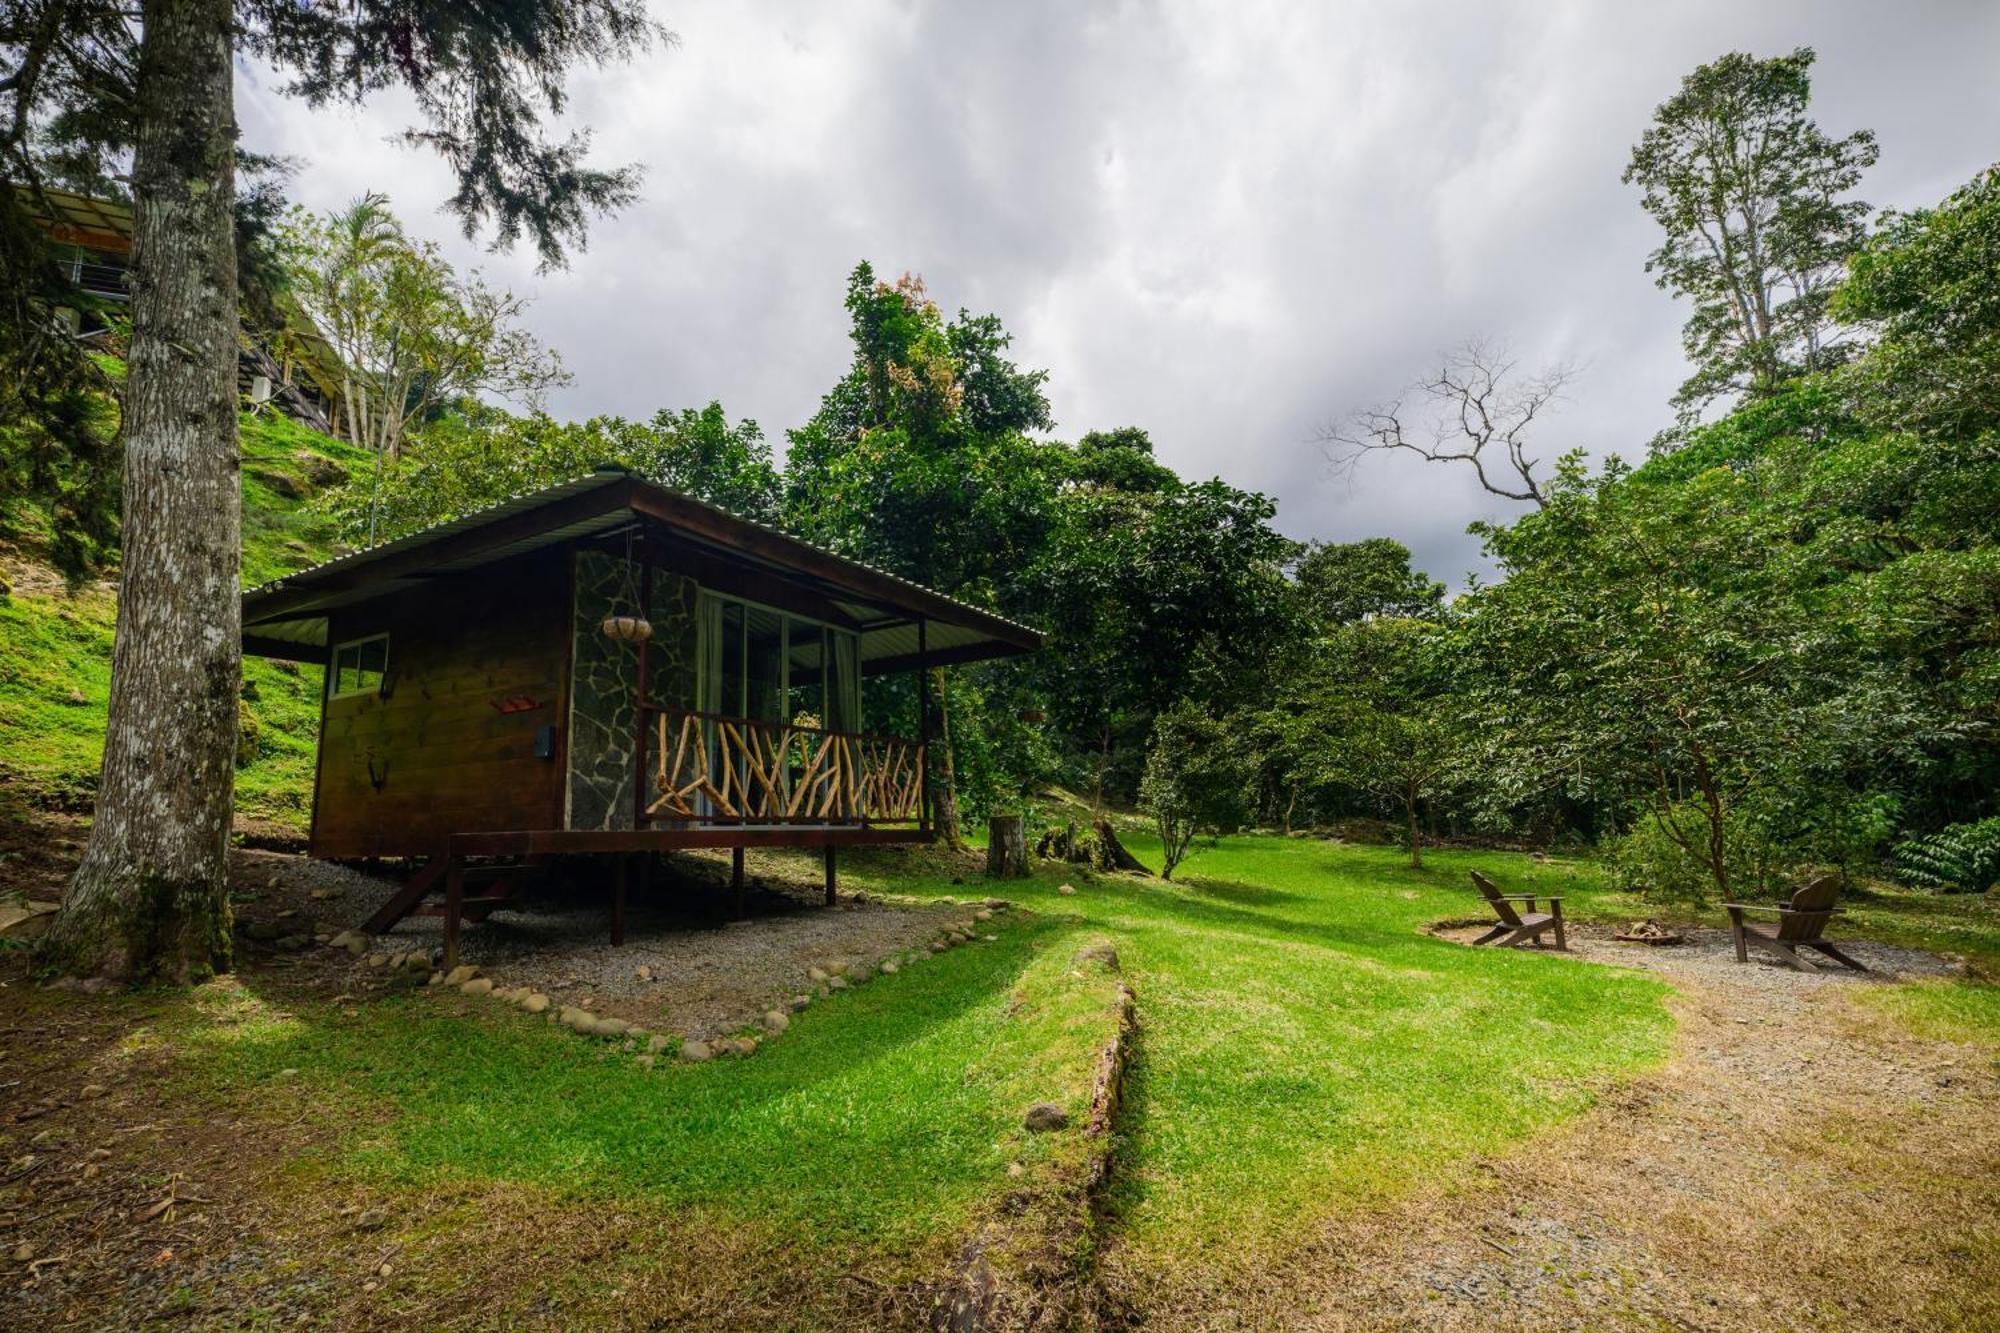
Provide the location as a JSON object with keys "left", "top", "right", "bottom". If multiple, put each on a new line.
{"left": 239, "top": 0, "right": 2000, "bottom": 585}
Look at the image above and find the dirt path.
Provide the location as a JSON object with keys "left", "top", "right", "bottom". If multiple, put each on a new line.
{"left": 1130, "top": 928, "right": 2000, "bottom": 1331}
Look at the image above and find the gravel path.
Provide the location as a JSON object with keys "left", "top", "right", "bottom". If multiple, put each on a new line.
{"left": 227, "top": 845, "right": 991, "bottom": 1040}
{"left": 1434, "top": 919, "right": 1959, "bottom": 990}
{"left": 1137, "top": 920, "right": 1999, "bottom": 1331}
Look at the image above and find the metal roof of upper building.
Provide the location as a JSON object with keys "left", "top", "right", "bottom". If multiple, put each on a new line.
{"left": 241, "top": 468, "right": 1042, "bottom": 668}
{"left": 15, "top": 186, "right": 135, "bottom": 249}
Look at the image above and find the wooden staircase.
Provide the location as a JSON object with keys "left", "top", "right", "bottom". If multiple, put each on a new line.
{"left": 361, "top": 852, "right": 544, "bottom": 935}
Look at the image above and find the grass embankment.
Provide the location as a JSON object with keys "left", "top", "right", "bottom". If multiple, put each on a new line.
{"left": 0, "top": 411, "right": 361, "bottom": 827}
{"left": 175, "top": 909, "right": 1129, "bottom": 1270}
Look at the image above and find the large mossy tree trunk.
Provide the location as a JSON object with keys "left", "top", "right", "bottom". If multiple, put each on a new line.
{"left": 37, "top": 0, "right": 241, "bottom": 985}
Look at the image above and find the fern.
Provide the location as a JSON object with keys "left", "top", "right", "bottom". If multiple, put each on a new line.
{"left": 1892, "top": 818, "right": 2000, "bottom": 894}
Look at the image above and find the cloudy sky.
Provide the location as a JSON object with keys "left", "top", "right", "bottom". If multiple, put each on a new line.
{"left": 237, "top": 1, "right": 2000, "bottom": 585}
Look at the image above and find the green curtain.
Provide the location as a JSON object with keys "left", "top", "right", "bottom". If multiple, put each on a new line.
{"left": 696, "top": 593, "right": 725, "bottom": 715}
{"left": 829, "top": 629, "right": 861, "bottom": 733}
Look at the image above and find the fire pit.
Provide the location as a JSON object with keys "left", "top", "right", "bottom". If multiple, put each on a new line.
{"left": 1614, "top": 920, "right": 1686, "bottom": 946}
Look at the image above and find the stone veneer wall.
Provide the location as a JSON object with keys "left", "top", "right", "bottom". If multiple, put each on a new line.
{"left": 565, "top": 551, "right": 698, "bottom": 831}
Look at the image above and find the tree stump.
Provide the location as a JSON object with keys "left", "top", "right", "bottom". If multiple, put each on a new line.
{"left": 1091, "top": 819, "right": 1153, "bottom": 875}
{"left": 987, "top": 815, "right": 1029, "bottom": 879}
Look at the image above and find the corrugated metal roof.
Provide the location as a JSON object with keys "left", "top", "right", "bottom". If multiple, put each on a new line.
{"left": 242, "top": 469, "right": 1042, "bottom": 667}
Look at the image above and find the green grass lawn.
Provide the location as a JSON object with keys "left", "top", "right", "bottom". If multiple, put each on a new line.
{"left": 173, "top": 911, "right": 1128, "bottom": 1267}
{"left": 50, "top": 830, "right": 2000, "bottom": 1301}
{"left": 850, "top": 836, "right": 1678, "bottom": 1276}
{"left": 146, "top": 836, "right": 1684, "bottom": 1289}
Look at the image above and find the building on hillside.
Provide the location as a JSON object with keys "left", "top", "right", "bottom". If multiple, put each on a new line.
{"left": 240, "top": 466, "right": 1042, "bottom": 962}
{"left": 15, "top": 185, "right": 342, "bottom": 431}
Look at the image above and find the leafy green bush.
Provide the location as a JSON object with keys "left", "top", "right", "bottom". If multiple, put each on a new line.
{"left": 1892, "top": 818, "right": 2000, "bottom": 894}
{"left": 1140, "top": 701, "right": 1248, "bottom": 881}
{"left": 1606, "top": 799, "right": 1800, "bottom": 905}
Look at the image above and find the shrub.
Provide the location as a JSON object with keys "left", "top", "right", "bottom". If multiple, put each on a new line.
{"left": 1892, "top": 818, "right": 2000, "bottom": 894}
{"left": 1607, "top": 799, "right": 1799, "bottom": 905}
{"left": 1139, "top": 701, "right": 1248, "bottom": 881}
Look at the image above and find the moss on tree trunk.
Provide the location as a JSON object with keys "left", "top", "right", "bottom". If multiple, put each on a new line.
{"left": 37, "top": 0, "right": 240, "bottom": 985}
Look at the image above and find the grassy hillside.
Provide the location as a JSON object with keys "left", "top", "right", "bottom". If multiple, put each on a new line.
{"left": 0, "top": 410, "right": 369, "bottom": 829}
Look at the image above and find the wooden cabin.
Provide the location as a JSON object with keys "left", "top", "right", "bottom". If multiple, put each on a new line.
{"left": 240, "top": 467, "right": 1041, "bottom": 957}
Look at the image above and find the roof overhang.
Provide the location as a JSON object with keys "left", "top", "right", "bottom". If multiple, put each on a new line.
{"left": 240, "top": 471, "right": 1042, "bottom": 672}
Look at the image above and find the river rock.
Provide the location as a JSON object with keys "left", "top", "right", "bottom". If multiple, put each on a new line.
{"left": 443, "top": 964, "right": 480, "bottom": 986}
{"left": 761, "top": 1010, "right": 789, "bottom": 1034}
{"left": 679, "top": 1040, "right": 713, "bottom": 1063}
{"left": 459, "top": 978, "right": 493, "bottom": 996}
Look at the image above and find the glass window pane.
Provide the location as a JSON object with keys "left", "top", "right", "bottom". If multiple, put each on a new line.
{"left": 744, "top": 606, "right": 785, "bottom": 724}
{"left": 718, "top": 602, "right": 744, "bottom": 717}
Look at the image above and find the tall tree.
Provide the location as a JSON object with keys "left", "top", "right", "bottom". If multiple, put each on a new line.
{"left": 1624, "top": 48, "right": 1877, "bottom": 418}
{"left": 1835, "top": 164, "right": 2000, "bottom": 438}
{"left": 1291, "top": 537, "right": 1443, "bottom": 626}
{"left": 281, "top": 195, "right": 569, "bottom": 476}
{"left": 10, "top": 0, "right": 660, "bottom": 984}
{"left": 1292, "top": 617, "right": 1462, "bottom": 868}
{"left": 334, "top": 400, "right": 781, "bottom": 543}
{"left": 785, "top": 264, "right": 1062, "bottom": 844}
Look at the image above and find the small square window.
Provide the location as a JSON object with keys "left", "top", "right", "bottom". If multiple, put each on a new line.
{"left": 330, "top": 634, "right": 389, "bottom": 699}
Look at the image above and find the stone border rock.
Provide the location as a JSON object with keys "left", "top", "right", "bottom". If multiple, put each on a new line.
{"left": 321, "top": 898, "right": 1017, "bottom": 1072}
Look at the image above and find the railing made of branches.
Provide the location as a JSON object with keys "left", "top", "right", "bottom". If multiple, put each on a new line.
{"left": 643, "top": 709, "right": 924, "bottom": 826}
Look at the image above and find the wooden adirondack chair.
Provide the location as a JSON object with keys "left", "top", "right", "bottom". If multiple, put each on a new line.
{"left": 1469, "top": 871, "right": 1566, "bottom": 950}
{"left": 1723, "top": 874, "right": 1868, "bottom": 974}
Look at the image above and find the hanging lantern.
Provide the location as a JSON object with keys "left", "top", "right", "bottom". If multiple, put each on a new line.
{"left": 601, "top": 614, "right": 653, "bottom": 643}
{"left": 599, "top": 529, "right": 653, "bottom": 643}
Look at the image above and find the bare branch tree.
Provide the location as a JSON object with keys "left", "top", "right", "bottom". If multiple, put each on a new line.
{"left": 1318, "top": 340, "right": 1574, "bottom": 507}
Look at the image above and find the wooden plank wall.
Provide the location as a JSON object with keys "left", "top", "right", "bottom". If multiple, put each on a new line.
{"left": 309, "top": 548, "right": 570, "bottom": 858}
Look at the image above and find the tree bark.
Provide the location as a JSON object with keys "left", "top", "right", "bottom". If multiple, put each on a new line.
{"left": 986, "top": 815, "right": 1028, "bottom": 879}
{"left": 36, "top": 0, "right": 240, "bottom": 985}
{"left": 931, "top": 666, "right": 963, "bottom": 850}
{"left": 1405, "top": 783, "right": 1422, "bottom": 869}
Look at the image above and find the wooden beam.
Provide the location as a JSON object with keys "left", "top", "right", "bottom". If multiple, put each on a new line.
{"left": 626, "top": 481, "right": 1039, "bottom": 650}
{"left": 612, "top": 854, "right": 628, "bottom": 947}
{"left": 243, "top": 634, "right": 328, "bottom": 664}
{"left": 611, "top": 529, "right": 865, "bottom": 629}
{"left": 448, "top": 826, "right": 929, "bottom": 857}
{"left": 863, "top": 638, "right": 1035, "bottom": 678}
{"left": 823, "top": 845, "right": 837, "bottom": 907}
{"left": 443, "top": 857, "right": 464, "bottom": 970}
{"left": 359, "top": 849, "right": 452, "bottom": 934}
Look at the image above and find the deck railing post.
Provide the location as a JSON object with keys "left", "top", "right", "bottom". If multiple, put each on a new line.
{"left": 443, "top": 856, "right": 464, "bottom": 970}
{"left": 632, "top": 540, "right": 653, "bottom": 832}
{"left": 917, "top": 617, "right": 932, "bottom": 839}
{"left": 612, "top": 853, "right": 629, "bottom": 946}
